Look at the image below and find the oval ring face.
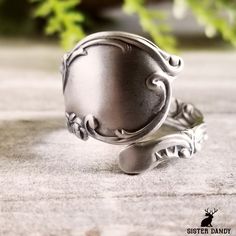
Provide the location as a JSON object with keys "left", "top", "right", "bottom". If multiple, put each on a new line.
{"left": 62, "top": 32, "right": 183, "bottom": 144}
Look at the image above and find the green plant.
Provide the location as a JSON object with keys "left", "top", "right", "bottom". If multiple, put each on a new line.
{"left": 32, "top": 0, "right": 85, "bottom": 49}
{"left": 123, "top": 0, "right": 176, "bottom": 52}
{"left": 124, "top": 0, "right": 236, "bottom": 51}
{"left": 184, "top": 0, "right": 236, "bottom": 46}
{"left": 32, "top": 0, "right": 236, "bottom": 51}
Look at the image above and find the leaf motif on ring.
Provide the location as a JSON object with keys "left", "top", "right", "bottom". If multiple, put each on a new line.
{"left": 66, "top": 112, "right": 89, "bottom": 141}
{"left": 146, "top": 73, "right": 167, "bottom": 112}
{"left": 66, "top": 112, "right": 153, "bottom": 142}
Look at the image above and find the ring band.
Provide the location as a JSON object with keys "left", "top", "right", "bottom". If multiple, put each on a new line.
{"left": 62, "top": 31, "right": 207, "bottom": 174}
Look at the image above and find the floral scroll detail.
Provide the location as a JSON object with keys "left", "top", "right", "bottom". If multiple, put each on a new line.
{"left": 171, "top": 99, "right": 208, "bottom": 153}
{"left": 66, "top": 112, "right": 89, "bottom": 141}
{"left": 153, "top": 123, "right": 207, "bottom": 163}
{"left": 168, "top": 99, "right": 204, "bottom": 128}
{"left": 65, "top": 112, "right": 147, "bottom": 143}
{"left": 153, "top": 99, "right": 207, "bottom": 161}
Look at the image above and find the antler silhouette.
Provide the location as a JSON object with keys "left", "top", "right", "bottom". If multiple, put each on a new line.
{"left": 212, "top": 208, "right": 218, "bottom": 215}
{"left": 205, "top": 208, "right": 210, "bottom": 213}
{"left": 205, "top": 208, "right": 218, "bottom": 215}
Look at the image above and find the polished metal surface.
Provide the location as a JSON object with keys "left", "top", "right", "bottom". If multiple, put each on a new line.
{"left": 62, "top": 31, "right": 206, "bottom": 174}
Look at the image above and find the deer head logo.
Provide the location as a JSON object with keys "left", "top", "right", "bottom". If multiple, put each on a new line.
{"left": 201, "top": 208, "right": 218, "bottom": 227}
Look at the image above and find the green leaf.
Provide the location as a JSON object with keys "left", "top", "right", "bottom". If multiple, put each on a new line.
{"left": 34, "top": 1, "right": 52, "bottom": 17}
{"left": 33, "top": 0, "right": 85, "bottom": 50}
{"left": 123, "top": 0, "right": 176, "bottom": 52}
{"left": 185, "top": 0, "right": 236, "bottom": 47}
{"left": 45, "top": 17, "right": 61, "bottom": 34}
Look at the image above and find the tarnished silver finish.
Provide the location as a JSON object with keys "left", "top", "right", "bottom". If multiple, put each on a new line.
{"left": 62, "top": 31, "right": 207, "bottom": 174}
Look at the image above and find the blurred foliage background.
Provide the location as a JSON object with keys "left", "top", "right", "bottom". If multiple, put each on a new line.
{"left": 0, "top": 0, "right": 235, "bottom": 52}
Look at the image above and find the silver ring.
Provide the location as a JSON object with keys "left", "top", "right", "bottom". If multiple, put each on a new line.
{"left": 61, "top": 31, "right": 207, "bottom": 174}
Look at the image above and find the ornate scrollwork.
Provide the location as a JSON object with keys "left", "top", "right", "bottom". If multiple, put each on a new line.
{"left": 167, "top": 99, "right": 204, "bottom": 128}
{"left": 62, "top": 38, "right": 132, "bottom": 93}
{"left": 62, "top": 32, "right": 206, "bottom": 174}
{"left": 66, "top": 72, "right": 169, "bottom": 143}
{"left": 66, "top": 113, "right": 88, "bottom": 141}
{"left": 65, "top": 71, "right": 170, "bottom": 143}
{"left": 66, "top": 112, "right": 149, "bottom": 143}
{"left": 62, "top": 32, "right": 183, "bottom": 93}
{"left": 63, "top": 32, "right": 177, "bottom": 144}
{"left": 146, "top": 72, "right": 167, "bottom": 112}
{"left": 153, "top": 122, "right": 207, "bottom": 162}
{"left": 153, "top": 99, "right": 207, "bottom": 161}
{"left": 118, "top": 99, "right": 207, "bottom": 174}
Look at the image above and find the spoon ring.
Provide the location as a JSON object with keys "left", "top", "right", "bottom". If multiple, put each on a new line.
{"left": 62, "top": 31, "right": 207, "bottom": 174}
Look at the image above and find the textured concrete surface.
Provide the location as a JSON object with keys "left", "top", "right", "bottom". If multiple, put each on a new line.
{"left": 0, "top": 41, "right": 236, "bottom": 236}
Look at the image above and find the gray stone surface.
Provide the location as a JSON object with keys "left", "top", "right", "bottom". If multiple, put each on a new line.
{"left": 0, "top": 41, "right": 235, "bottom": 236}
